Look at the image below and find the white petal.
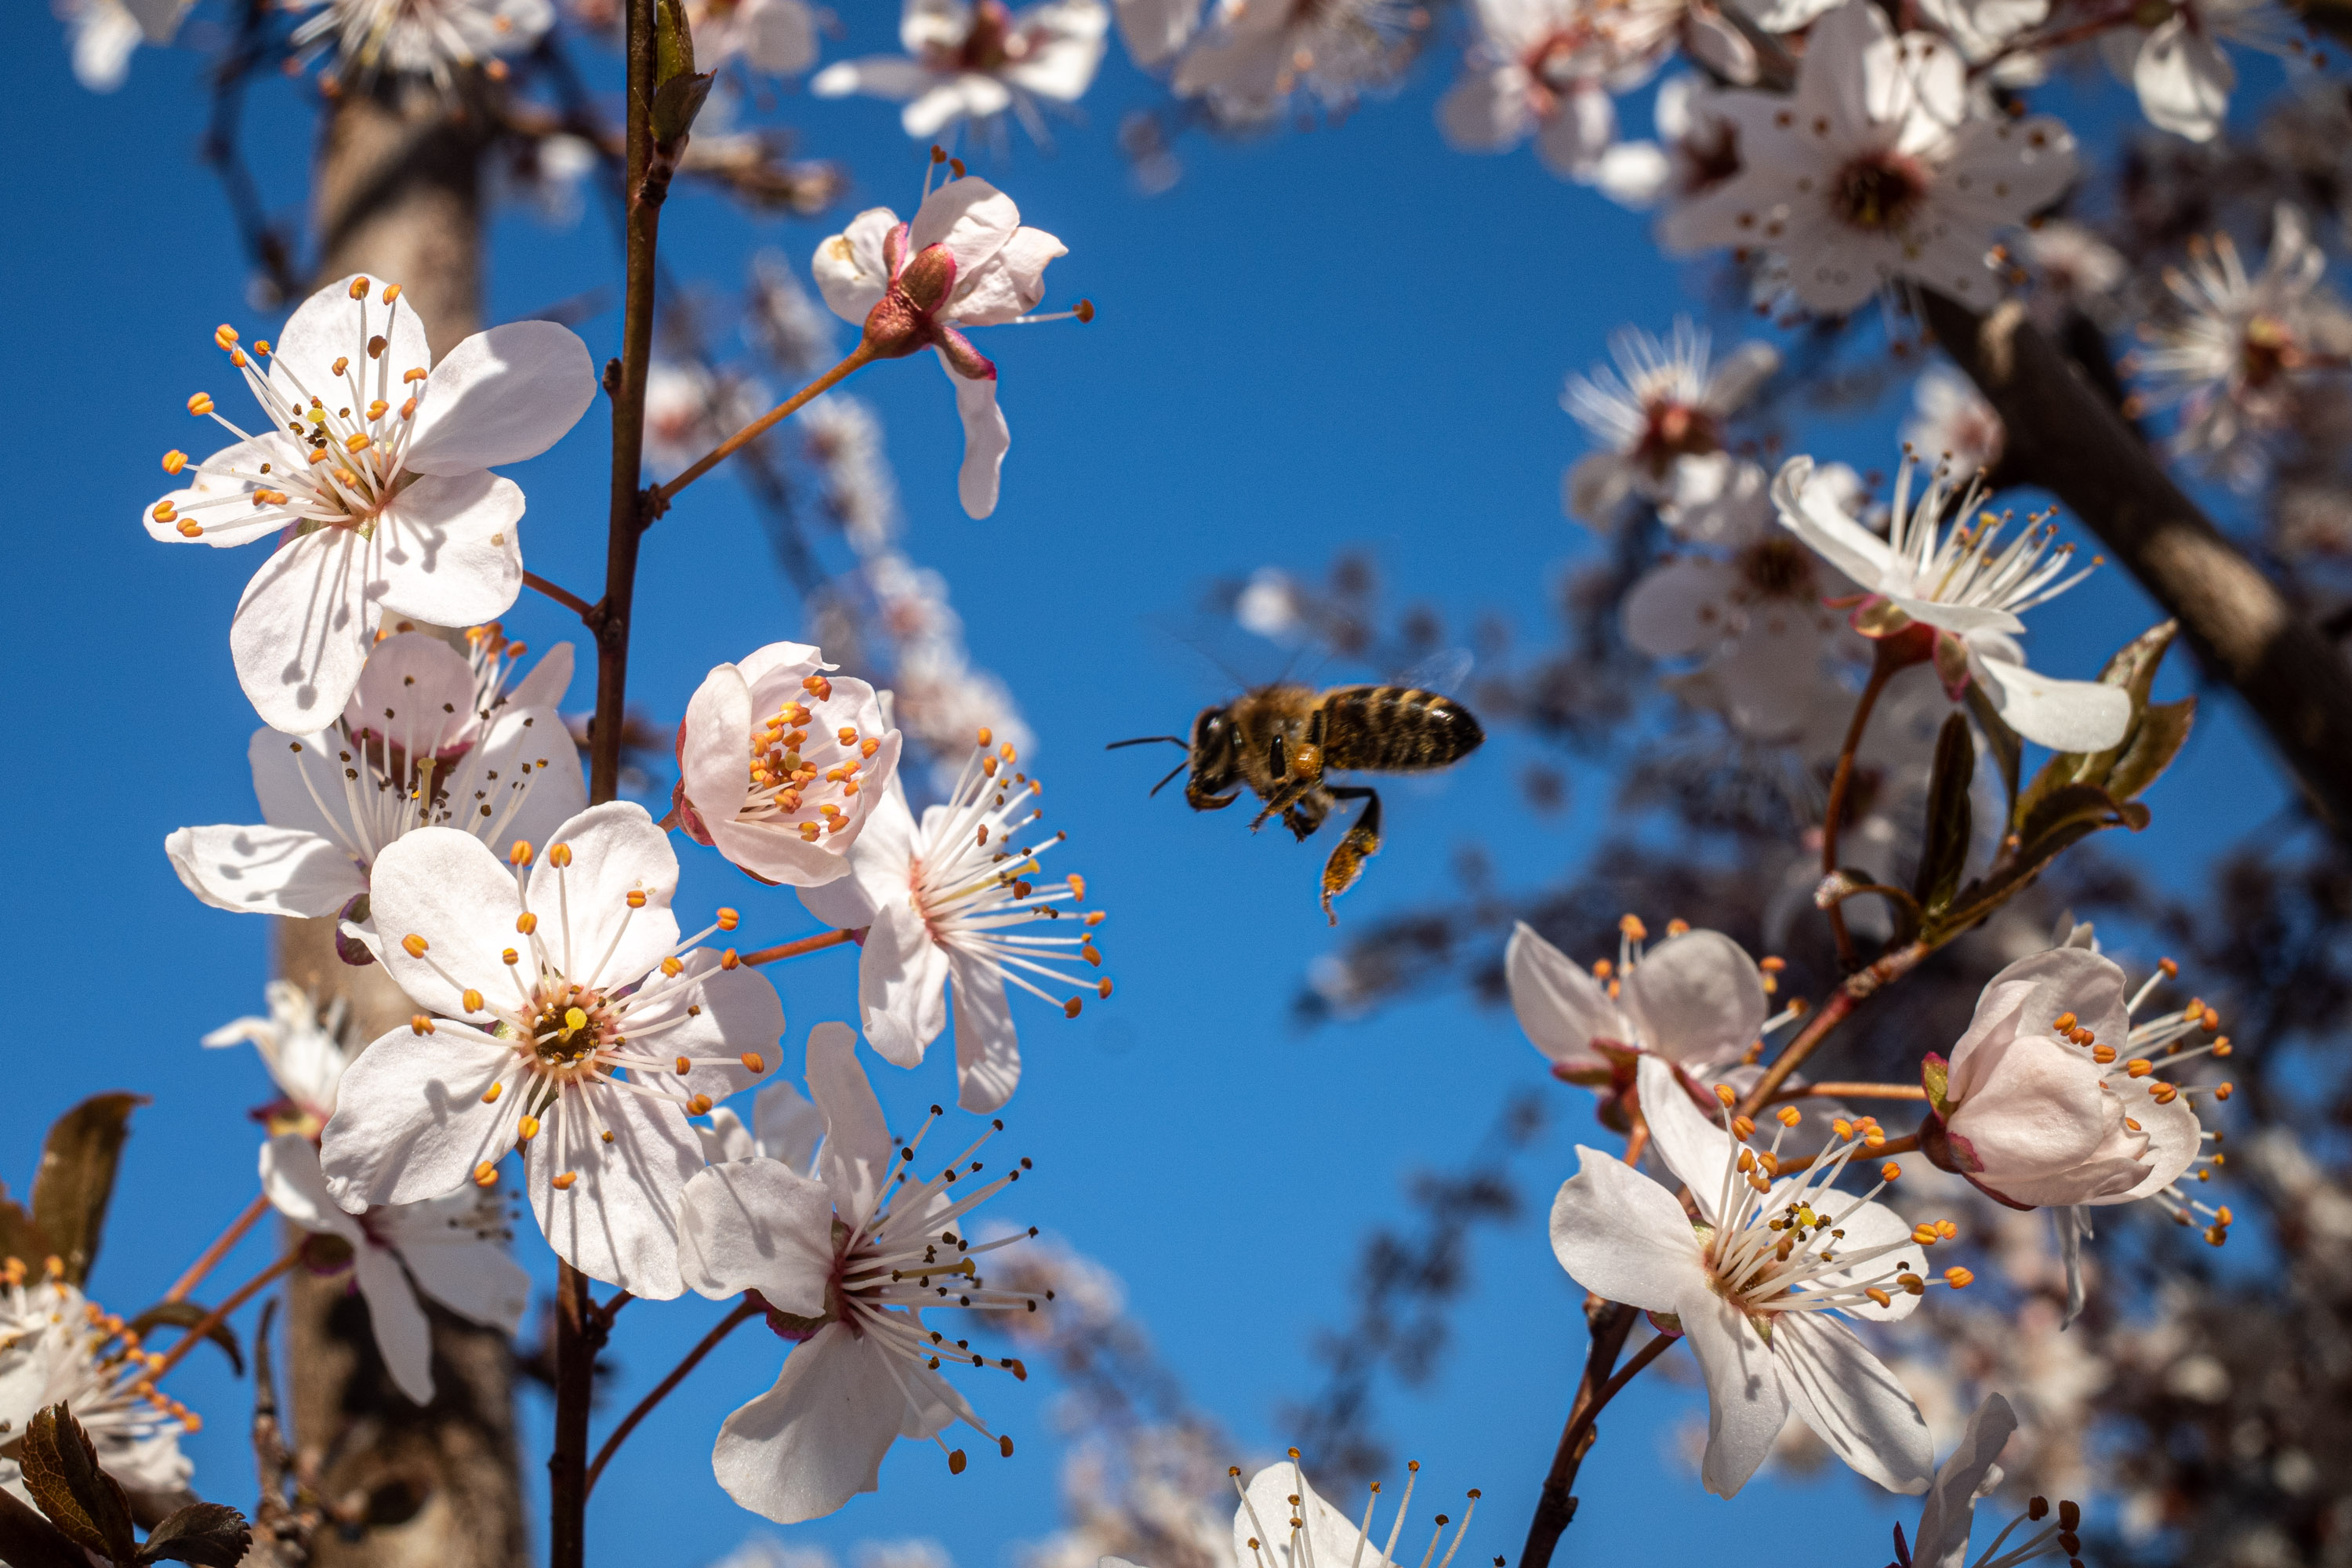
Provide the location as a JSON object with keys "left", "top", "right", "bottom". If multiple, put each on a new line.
{"left": 1678, "top": 1286, "right": 1789, "bottom": 1497}
{"left": 812, "top": 207, "right": 900, "bottom": 324}
{"left": 373, "top": 471, "right": 526, "bottom": 626}
{"left": 321, "top": 1025, "right": 513, "bottom": 1210}
{"left": 1912, "top": 1392, "right": 2017, "bottom": 1568}
{"left": 397, "top": 1218, "right": 532, "bottom": 1334}
{"left": 1635, "top": 1054, "right": 1737, "bottom": 1219}
{"left": 470, "top": 705, "right": 588, "bottom": 860}
{"left": 405, "top": 321, "right": 597, "bottom": 475}
{"left": 354, "top": 1245, "right": 437, "bottom": 1404}
{"left": 273, "top": 279, "right": 433, "bottom": 415}
{"left": 1969, "top": 647, "right": 2132, "bottom": 752}
{"left": 526, "top": 1077, "right": 699, "bottom": 1298}
{"left": 166, "top": 824, "right": 366, "bottom": 918}
{"left": 1505, "top": 922, "right": 1631, "bottom": 1069}
{"left": 1623, "top": 559, "right": 1737, "bottom": 659}
{"left": 1772, "top": 456, "right": 1893, "bottom": 588}
{"left": 753, "top": 1081, "right": 826, "bottom": 1172}
{"left": 711, "top": 1325, "right": 906, "bottom": 1523}
{"left": 1621, "top": 929, "right": 1768, "bottom": 1067}
{"left": 949, "top": 955, "right": 1021, "bottom": 1112}
{"left": 527, "top": 801, "right": 683, "bottom": 987}
{"left": 2132, "top": 17, "right": 2231, "bottom": 140}
{"left": 371, "top": 826, "right": 526, "bottom": 1015}
{"left": 909, "top": 176, "right": 1022, "bottom": 278}
{"left": 260, "top": 1134, "right": 365, "bottom": 1243}
{"left": 1436, "top": 64, "right": 1534, "bottom": 152}
{"left": 1547, "top": 1146, "right": 1708, "bottom": 1312}
{"left": 677, "top": 1159, "right": 837, "bottom": 1313}
{"left": 940, "top": 351, "right": 1009, "bottom": 519}
{"left": 860, "top": 902, "right": 951, "bottom": 1067}
{"left": 1774, "top": 1310, "right": 1935, "bottom": 1493}
{"left": 231, "top": 529, "right": 375, "bottom": 735}
{"left": 808, "top": 1021, "right": 895, "bottom": 1222}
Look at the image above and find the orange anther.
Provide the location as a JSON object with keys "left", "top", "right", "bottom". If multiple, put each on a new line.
{"left": 401, "top": 934, "right": 429, "bottom": 958}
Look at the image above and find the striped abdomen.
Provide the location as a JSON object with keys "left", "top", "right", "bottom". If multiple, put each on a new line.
{"left": 1319, "top": 686, "right": 1486, "bottom": 773}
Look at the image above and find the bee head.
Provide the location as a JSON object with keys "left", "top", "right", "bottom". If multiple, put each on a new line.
{"left": 1182, "top": 703, "right": 1243, "bottom": 810}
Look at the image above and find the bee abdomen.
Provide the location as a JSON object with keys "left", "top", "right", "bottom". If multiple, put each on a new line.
{"left": 1320, "top": 686, "right": 1486, "bottom": 772}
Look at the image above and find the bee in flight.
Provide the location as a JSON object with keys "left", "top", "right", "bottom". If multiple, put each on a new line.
{"left": 1109, "top": 679, "right": 1485, "bottom": 924}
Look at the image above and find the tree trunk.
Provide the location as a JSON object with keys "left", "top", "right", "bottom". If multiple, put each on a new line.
{"left": 274, "top": 74, "right": 526, "bottom": 1568}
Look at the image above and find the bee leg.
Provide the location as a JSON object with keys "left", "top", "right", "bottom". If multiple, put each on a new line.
{"left": 1319, "top": 786, "right": 1383, "bottom": 925}
{"left": 1283, "top": 789, "right": 1331, "bottom": 844}
{"left": 1247, "top": 742, "right": 1324, "bottom": 833}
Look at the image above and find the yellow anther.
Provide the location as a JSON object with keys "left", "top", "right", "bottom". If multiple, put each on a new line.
{"left": 626, "top": 890, "right": 647, "bottom": 909}
{"left": 1713, "top": 1083, "right": 1737, "bottom": 1107}
{"left": 517, "top": 1116, "right": 540, "bottom": 1142}
{"left": 162, "top": 450, "right": 189, "bottom": 474}
{"left": 152, "top": 501, "right": 177, "bottom": 523}
{"left": 717, "top": 907, "right": 740, "bottom": 931}
{"left": 343, "top": 430, "right": 371, "bottom": 453}
{"left": 349, "top": 277, "right": 371, "bottom": 299}
{"left": 1064, "top": 997, "right": 1085, "bottom": 1018}
{"left": 674, "top": 1056, "right": 691, "bottom": 1076}
{"left": 517, "top": 912, "right": 539, "bottom": 935}
{"left": 1776, "top": 1106, "right": 1802, "bottom": 1127}
{"left": 1069, "top": 873, "right": 1088, "bottom": 902}
{"left": 481, "top": 1082, "right": 503, "bottom": 1104}
{"left": 561, "top": 1006, "right": 589, "bottom": 1037}
{"left": 462, "top": 988, "right": 484, "bottom": 1012}
{"left": 720, "top": 949, "right": 741, "bottom": 970}
{"left": 551, "top": 1171, "right": 577, "bottom": 1190}
{"left": 1098, "top": 977, "right": 1114, "bottom": 998}
{"left": 2150, "top": 1081, "right": 2180, "bottom": 1104}
{"left": 187, "top": 392, "right": 215, "bottom": 416}
{"left": 214, "top": 324, "right": 240, "bottom": 349}
{"left": 404, "top": 366, "right": 429, "bottom": 383}
{"left": 1865, "top": 1287, "right": 1892, "bottom": 1308}
{"left": 1911, "top": 1224, "right": 1941, "bottom": 1247}
{"left": 548, "top": 844, "right": 572, "bottom": 867}
{"left": 862, "top": 737, "right": 880, "bottom": 758}
{"left": 2215, "top": 1081, "right": 2234, "bottom": 1100}
{"left": 1880, "top": 1162, "right": 1901, "bottom": 1181}
{"left": 1730, "top": 1115, "right": 1755, "bottom": 1142}
{"left": 1936, "top": 1220, "right": 1957, "bottom": 1238}
{"left": 1665, "top": 919, "right": 1690, "bottom": 936}
{"left": 510, "top": 840, "right": 534, "bottom": 865}
{"left": 368, "top": 399, "right": 388, "bottom": 420}
{"left": 688, "top": 1094, "right": 713, "bottom": 1116}
{"left": 332, "top": 356, "right": 350, "bottom": 376}
{"left": 742, "top": 1053, "right": 767, "bottom": 1074}
{"left": 1618, "top": 914, "right": 1648, "bottom": 940}
{"left": 474, "top": 1162, "right": 500, "bottom": 1187}
{"left": 2053, "top": 1011, "right": 2078, "bottom": 1034}
{"left": 1833, "top": 1117, "right": 1855, "bottom": 1139}
{"left": 402, "top": 934, "right": 429, "bottom": 958}
{"left": 2201, "top": 1007, "right": 2220, "bottom": 1032}
{"left": 660, "top": 956, "right": 683, "bottom": 977}
{"left": 977, "top": 727, "right": 993, "bottom": 746}
{"left": 2092, "top": 1044, "right": 2117, "bottom": 1064}
{"left": 383, "top": 284, "right": 401, "bottom": 303}
{"left": 2125, "top": 1058, "right": 2154, "bottom": 1077}
{"left": 503, "top": 948, "right": 520, "bottom": 965}
{"left": 1942, "top": 1266, "right": 1975, "bottom": 1289}
{"left": 1737, "top": 1148, "right": 1755, "bottom": 1174}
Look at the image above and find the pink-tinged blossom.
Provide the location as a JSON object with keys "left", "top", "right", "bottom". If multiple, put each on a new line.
{"left": 319, "top": 802, "right": 786, "bottom": 1298}
{"left": 146, "top": 276, "right": 596, "bottom": 733}
{"left": 1903, "top": 365, "right": 2006, "bottom": 479}
{"left": 2100, "top": 0, "right": 2296, "bottom": 143}
{"left": 1666, "top": 1, "right": 2077, "bottom": 316}
{"left": 260, "top": 1133, "right": 531, "bottom": 1405}
{"left": 812, "top": 0, "right": 1108, "bottom": 138}
{"left": 673, "top": 641, "right": 906, "bottom": 887}
{"left": 1551, "top": 1056, "right": 1945, "bottom": 1497}
{"left": 1563, "top": 318, "right": 1779, "bottom": 525}
{"left": 1171, "top": 0, "right": 1416, "bottom": 121}
{"left": 1507, "top": 917, "right": 1779, "bottom": 1098}
{"left": 814, "top": 174, "right": 1069, "bottom": 519}
{"left": 1924, "top": 946, "right": 2208, "bottom": 1212}
{"left": 798, "top": 736, "right": 1108, "bottom": 1113}
{"left": 677, "top": 1022, "right": 1040, "bottom": 1521}
{"left": 165, "top": 630, "right": 584, "bottom": 948}
{"left": 1772, "top": 452, "right": 2131, "bottom": 751}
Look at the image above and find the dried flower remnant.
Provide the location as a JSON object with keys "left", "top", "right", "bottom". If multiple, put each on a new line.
{"left": 813, "top": 166, "right": 1081, "bottom": 518}
{"left": 800, "top": 732, "right": 1109, "bottom": 1113}
{"left": 677, "top": 1023, "right": 1046, "bottom": 1521}
{"left": 814, "top": 0, "right": 1109, "bottom": 139}
{"left": 146, "top": 277, "right": 596, "bottom": 732}
{"left": 1771, "top": 452, "right": 2131, "bottom": 750}
{"left": 1552, "top": 1056, "right": 1951, "bottom": 1497}
{"left": 1665, "top": 1, "right": 2077, "bottom": 315}
{"left": 319, "top": 802, "right": 786, "bottom": 1298}
{"left": 166, "top": 630, "right": 586, "bottom": 949}
{"left": 673, "top": 643, "right": 906, "bottom": 887}
{"left": 260, "top": 1133, "right": 531, "bottom": 1404}
{"left": 0, "top": 1264, "right": 197, "bottom": 1501}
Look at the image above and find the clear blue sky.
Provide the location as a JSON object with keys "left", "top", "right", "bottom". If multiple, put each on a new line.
{"left": 0, "top": 9, "right": 2293, "bottom": 1567}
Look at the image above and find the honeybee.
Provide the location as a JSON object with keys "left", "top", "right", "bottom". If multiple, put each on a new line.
{"left": 1111, "top": 678, "right": 1485, "bottom": 924}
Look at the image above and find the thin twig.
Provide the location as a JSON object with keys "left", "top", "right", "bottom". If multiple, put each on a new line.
{"left": 1773, "top": 1133, "right": 1921, "bottom": 1176}
{"left": 740, "top": 927, "right": 858, "bottom": 966}
{"left": 1552, "top": 1330, "right": 1676, "bottom": 1468}
{"left": 151, "top": 1250, "right": 300, "bottom": 1382}
{"left": 524, "top": 571, "right": 598, "bottom": 620}
{"left": 1765, "top": 1081, "right": 1927, "bottom": 1104}
{"left": 1820, "top": 641, "right": 1904, "bottom": 967}
{"left": 583, "top": 1300, "right": 761, "bottom": 1499}
{"left": 164, "top": 1191, "right": 272, "bottom": 1304}
{"left": 644, "top": 346, "right": 874, "bottom": 514}
{"left": 1516, "top": 1299, "right": 1635, "bottom": 1568}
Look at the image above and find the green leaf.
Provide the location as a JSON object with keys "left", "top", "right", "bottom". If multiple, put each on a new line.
{"left": 136, "top": 1502, "right": 252, "bottom": 1567}
{"left": 125, "top": 1303, "right": 242, "bottom": 1378}
{"left": 655, "top": 0, "right": 695, "bottom": 83}
{"left": 650, "top": 70, "right": 714, "bottom": 146}
{"left": 1962, "top": 681, "right": 2020, "bottom": 811}
{"left": 0, "top": 1485, "right": 89, "bottom": 1568}
{"left": 31, "top": 1094, "right": 147, "bottom": 1287}
{"left": 2104, "top": 696, "right": 2196, "bottom": 806}
{"left": 1912, "top": 713, "right": 1975, "bottom": 913}
{"left": 1929, "top": 782, "right": 2148, "bottom": 943}
{"left": 21, "top": 1404, "right": 137, "bottom": 1565}
{"left": 2014, "top": 619, "right": 2183, "bottom": 829}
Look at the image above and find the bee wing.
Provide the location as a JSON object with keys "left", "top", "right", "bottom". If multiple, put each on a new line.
{"left": 1392, "top": 648, "right": 1473, "bottom": 695}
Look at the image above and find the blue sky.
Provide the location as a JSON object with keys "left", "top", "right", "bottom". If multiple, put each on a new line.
{"left": 0, "top": 6, "right": 2298, "bottom": 1567}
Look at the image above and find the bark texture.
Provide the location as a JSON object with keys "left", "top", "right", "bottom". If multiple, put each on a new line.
{"left": 1922, "top": 292, "right": 2352, "bottom": 837}
{"left": 270, "top": 74, "right": 526, "bottom": 1568}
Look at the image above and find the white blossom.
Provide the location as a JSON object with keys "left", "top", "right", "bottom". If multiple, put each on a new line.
{"left": 813, "top": 0, "right": 1108, "bottom": 139}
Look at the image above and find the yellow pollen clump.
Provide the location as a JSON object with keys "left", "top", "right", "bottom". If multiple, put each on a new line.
{"left": 1943, "top": 1266, "right": 1975, "bottom": 1289}
{"left": 1730, "top": 1115, "right": 1755, "bottom": 1142}
{"left": 349, "top": 278, "right": 371, "bottom": 299}
{"left": 1776, "top": 1106, "right": 1802, "bottom": 1127}
{"left": 153, "top": 501, "right": 178, "bottom": 523}
{"left": 548, "top": 844, "right": 572, "bottom": 868}
{"left": 720, "top": 949, "right": 742, "bottom": 970}
{"left": 482, "top": 1083, "right": 503, "bottom": 1104}
{"left": 503, "top": 948, "right": 521, "bottom": 965}
{"left": 1911, "top": 1223, "right": 1941, "bottom": 1247}
{"left": 214, "top": 324, "right": 239, "bottom": 349}
{"left": 510, "top": 840, "right": 534, "bottom": 865}
{"left": 1880, "top": 1162, "right": 1902, "bottom": 1181}
{"left": 717, "top": 908, "right": 739, "bottom": 931}
{"left": 2053, "top": 1011, "right": 2078, "bottom": 1033}
{"left": 178, "top": 521, "right": 202, "bottom": 538}
{"left": 2125, "top": 1058, "right": 2154, "bottom": 1077}
{"left": 1714, "top": 1083, "right": 1737, "bottom": 1108}
{"left": 660, "top": 956, "right": 683, "bottom": 977}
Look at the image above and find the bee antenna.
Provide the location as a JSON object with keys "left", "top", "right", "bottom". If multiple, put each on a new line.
{"left": 1105, "top": 735, "right": 1187, "bottom": 750}
{"left": 1147, "top": 760, "right": 1189, "bottom": 798}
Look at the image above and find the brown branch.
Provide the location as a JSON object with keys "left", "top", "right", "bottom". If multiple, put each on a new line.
{"left": 524, "top": 571, "right": 597, "bottom": 620}
{"left": 583, "top": 1300, "right": 760, "bottom": 1501}
{"left": 1737, "top": 940, "right": 1933, "bottom": 1119}
{"left": 1773, "top": 1132, "right": 1922, "bottom": 1176}
{"left": 1515, "top": 1298, "right": 1636, "bottom": 1568}
{"left": 1820, "top": 641, "right": 1905, "bottom": 967}
{"left": 1766, "top": 1081, "right": 1927, "bottom": 1103}
{"left": 740, "top": 927, "right": 858, "bottom": 966}
{"left": 1921, "top": 290, "right": 2352, "bottom": 839}
{"left": 163, "top": 1191, "right": 270, "bottom": 1304}
{"left": 150, "top": 1250, "right": 299, "bottom": 1382}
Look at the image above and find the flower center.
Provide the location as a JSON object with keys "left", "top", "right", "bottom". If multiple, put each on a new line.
{"left": 1737, "top": 535, "right": 1816, "bottom": 601}
{"left": 2241, "top": 314, "right": 2296, "bottom": 387}
{"left": 521, "top": 981, "right": 613, "bottom": 1069}
{"left": 741, "top": 673, "right": 879, "bottom": 843}
{"left": 1638, "top": 399, "right": 1719, "bottom": 470}
{"left": 1832, "top": 154, "right": 1926, "bottom": 232}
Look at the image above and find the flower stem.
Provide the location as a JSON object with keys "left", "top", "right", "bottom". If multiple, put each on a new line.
{"left": 739, "top": 927, "right": 858, "bottom": 967}
{"left": 163, "top": 1191, "right": 271, "bottom": 1304}
{"left": 1737, "top": 938, "right": 1933, "bottom": 1119}
{"left": 1553, "top": 1330, "right": 1675, "bottom": 1470}
{"left": 550, "top": 1261, "right": 605, "bottom": 1568}
{"left": 583, "top": 1299, "right": 761, "bottom": 1501}
{"left": 1516, "top": 1298, "right": 1637, "bottom": 1568}
{"left": 1765, "top": 1081, "right": 1927, "bottom": 1104}
{"left": 1773, "top": 1132, "right": 1921, "bottom": 1176}
{"left": 1820, "top": 641, "right": 1904, "bottom": 968}
{"left": 644, "top": 344, "right": 876, "bottom": 514}
{"left": 148, "top": 1249, "right": 300, "bottom": 1382}
{"left": 524, "top": 571, "right": 597, "bottom": 620}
